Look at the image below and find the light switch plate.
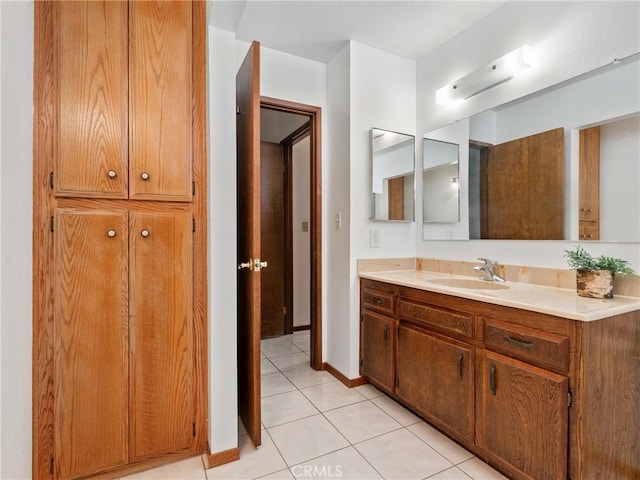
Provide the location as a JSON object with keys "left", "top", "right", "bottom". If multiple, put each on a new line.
{"left": 335, "top": 212, "right": 342, "bottom": 229}
{"left": 302, "top": 221, "right": 309, "bottom": 232}
{"left": 370, "top": 229, "right": 380, "bottom": 248}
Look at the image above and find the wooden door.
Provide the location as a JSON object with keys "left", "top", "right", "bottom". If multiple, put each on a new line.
{"left": 396, "top": 325, "right": 473, "bottom": 441}
{"left": 260, "top": 141, "right": 286, "bottom": 338}
{"left": 477, "top": 350, "right": 568, "bottom": 480}
{"left": 484, "top": 128, "right": 564, "bottom": 239}
{"left": 360, "top": 311, "right": 396, "bottom": 393}
{"left": 236, "top": 41, "right": 262, "bottom": 447}
{"left": 54, "top": 1, "right": 128, "bottom": 198}
{"left": 129, "top": 211, "right": 193, "bottom": 460}
{"left": 54, "top": 209, "right": 129, "bottom": 479}
{"left": 129, "top": 1, "right": 193, "bottom": 201}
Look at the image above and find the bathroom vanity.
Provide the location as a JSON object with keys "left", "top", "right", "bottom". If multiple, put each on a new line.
{"left": 359, "top": 267, "right": 639, "bottom": 480}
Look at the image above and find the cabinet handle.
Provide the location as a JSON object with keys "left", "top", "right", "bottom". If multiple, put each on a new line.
{"left": 141, "top": 229, "right": 150, "bottom": 238}
{"left": 383, "top": 324, "right": 389, "bottom": 346}
{"left": 107, "top": 169, "right": 117, "bottom": 179}
{"left": 456, "top": 353, "right": 463, "bottom": 380}
{"left": 503, "top": 336, "right": 537, "bottom": 350}
{"left": 107, "top": 229, "right": 116, "bottom": 238}
{"left": 489, "top": 364, "right": 497, "bottom": 395}
{"left": 370, "top": 297, "right": 383, "bottom": 305}
{"left": 140, "top": 172, "right": 150, "bottom": 181}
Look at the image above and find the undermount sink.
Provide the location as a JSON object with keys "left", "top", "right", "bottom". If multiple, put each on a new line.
{"left": 427, "top": 278, "right": 510, "bottom": 290}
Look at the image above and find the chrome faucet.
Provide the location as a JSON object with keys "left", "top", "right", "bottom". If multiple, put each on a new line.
{"left": 474, "top": 257, "right": 506, "bottom": 283}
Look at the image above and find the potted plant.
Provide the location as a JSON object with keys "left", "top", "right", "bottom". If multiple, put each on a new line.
{"left": 564, "top": 246, "right": 636, "bottom": 298}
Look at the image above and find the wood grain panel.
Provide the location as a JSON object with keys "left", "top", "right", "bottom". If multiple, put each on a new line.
{"left": 129, "top": 212, "right": 193, "bottom": 460}
{"left": 360, "top": 311, "right": 396, "bottom": 394}
{"left": 54, "top": 209, "right": 129, "bottom": 479}
{"left": 388, "top": 176, "right": 405, "bottom": 220}
{"left": 129, "top": 1, "right": 192, "bottom": 201}
{"left": 396, "top": 325, "right": 474, "bottom": 441}
{"left": 485, "top": 128, "right": 564, "bottom": 239}
{"left": 236, "top": 41, "right": 262, "bottom": 447}
{"left": 260, "top": 141, "right": 285, "bottom": 338}
{"left": 362, "top": 288, "right": 395, "bottom": 316}
{"left": 579, "top": 126, "right": 600, "bottom": 240}
{"left": 399, "top": 300, "right": 472, "bottom": 338}
{"left": 477, "top": 350, "right": 568, "bottom": 480}
{"left": 54, "top": 1, "right": 128, "bottom": 198}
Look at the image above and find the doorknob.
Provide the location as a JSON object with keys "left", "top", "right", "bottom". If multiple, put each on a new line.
{"left": 254, "top": 259, "right": 268, "bottom": 271}
{"left": 238, "top": 260, "right": 252, "bottom": 271}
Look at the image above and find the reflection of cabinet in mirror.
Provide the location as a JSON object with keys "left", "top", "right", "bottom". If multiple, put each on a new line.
{"left": 579, "top": 126, "right": 600, "bottom": 240}
{"left": 469, "top": 128, "right": 564, "bottom": 240}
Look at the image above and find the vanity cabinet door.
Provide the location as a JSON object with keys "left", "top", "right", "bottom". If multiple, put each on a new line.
{"left": 396, "top": 325, "right": 473, "bottom": 441}
{"left": 477, "top": 350, "right": 569, "bottom": 480}
{"left": 360, "top": 311, "right": 396, "bottom": 394}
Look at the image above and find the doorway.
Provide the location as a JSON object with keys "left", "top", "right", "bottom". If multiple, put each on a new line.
{"left": 259, "top": 96, "right": 322, "bottom": 369}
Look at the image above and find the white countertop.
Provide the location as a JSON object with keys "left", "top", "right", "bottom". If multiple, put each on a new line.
{"left": 359, "top": 269, "right": 640, "bottom": 322}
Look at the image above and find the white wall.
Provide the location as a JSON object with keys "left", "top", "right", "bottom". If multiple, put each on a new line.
{"left": 348, "top": 41, "right": 416, "bottom": 378}
{"left": 600, "top": 115, "right": 640, "bottom": 242}
{"left": 207, "top": 25, "right": 239, "bottom": 454}
{"left": 0, "top": 2, "right": 33, "bottom": 478}
{"left": 417, "top": 1, "right": 640, "bottom": 272}
{"left": 292, "top": 136, "right": 311, "bottom": 327}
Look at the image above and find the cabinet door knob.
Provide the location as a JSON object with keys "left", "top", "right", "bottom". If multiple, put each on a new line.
{"left": 140, "top": 172, "right": 150, "bottom": 181}
{"left": 141, "top": 229, "right": 150, "bottom": 238}
{"left": 107, "top": 170, "right": 117, "bottom": 179}
{"left": 107, "top": 229, "right": 117, "bottom": 238}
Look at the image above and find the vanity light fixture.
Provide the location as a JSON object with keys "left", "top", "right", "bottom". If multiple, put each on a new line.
{"left": 436, "top": 45, "right": 534, "bottom": 106}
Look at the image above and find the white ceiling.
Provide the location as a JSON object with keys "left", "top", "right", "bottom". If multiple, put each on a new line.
{"left": 209, "top": 1, "right": 508, "bottom": 63}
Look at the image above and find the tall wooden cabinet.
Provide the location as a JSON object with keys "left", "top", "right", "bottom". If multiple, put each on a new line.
{"left": 34, "top": 2, "right": 208, "bottom": 479}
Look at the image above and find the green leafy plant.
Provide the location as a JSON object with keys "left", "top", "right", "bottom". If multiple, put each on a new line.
{"left": 564, "top": 246, "right": 636, "bottom": 275}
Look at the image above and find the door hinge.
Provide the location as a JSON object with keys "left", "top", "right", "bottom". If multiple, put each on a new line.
{"left": 236, "top": 105, "right": 241, "bottom": 115}
{"left": 395, "top": 378, "right": 399, "bottom": 389}
{"left": 49, "top": 171, "right": 54, "bottom": 189}
{"left": 50, "top": 216, "right": 54, "bottom": 233}
{"left": 192, "top": 423, "right": 196, "bottom": 437}
{"left": 192, "top": 181, "right": 196, "bottom": 196}
{"left": 50, "top": 456, "right": 54, "bottom": 475}
{"left": 283, "top": 306, "right": 287, "bottom": 316}
{"left": 568, "top": 389, "right": 574, "bottom": 408}
{"left": 192, "top": 218, "right": 196, "bottom": 233}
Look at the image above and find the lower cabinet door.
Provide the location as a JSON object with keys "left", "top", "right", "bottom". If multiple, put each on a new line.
{"left": 360, "top": 311, "right": 396, "bottom": 393}
{"left": 54, "top": 209, "right": 130, "bottom": 479}
{"left": 129, "top": 211, "right": 194, "bottom": 460}
{"left": 396, "top": 325, "right": 474, "bottom": 440}
{"left": 477, "top": 350, "right": 569, "bottom": 480}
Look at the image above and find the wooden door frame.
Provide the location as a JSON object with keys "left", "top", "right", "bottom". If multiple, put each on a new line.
{"left": 261, "top": 97, "right": 322, "bottom": 370}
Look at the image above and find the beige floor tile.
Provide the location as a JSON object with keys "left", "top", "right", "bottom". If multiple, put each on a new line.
{"left": 262, "top": 358, "right": 280, "bottom": 376}
{"left": 371, "top": 395, "right": 421, "bottom": 426}
{"left": 262, "top": 390, "right": 319, "bottom": 427}
{"left": 324, "top": 400, "right": 401, "bottom": 444}
{"left": 457, "top": 458, "right": 509, "bottom": 480}
{"left": 354, "top": 383, "right": 385, "bottom": 399}
{"left": 291, "top": 446, "right": 382, "bottom": 480}
{"left": 269, "top": 352, "right": 311, "bottom": 372}
{"left": 300, "top": 380, "right": 367, "bottom": 412}
{"left": 268, "top": 414, "right": 349, "bottom": 466}
{"left": 355, "top": 429, "right": 452, "bottom": 479}
{"left": 262, "top": 372, "right": 297, "bottom": 398}
{"left": 408, "top": 421, "right": 474, "bottom": 465}
{"left": 262, "top": 336, "right": 304, "bottom": 358}
{"left": 206, "top": 433, "right": 287, "bottom": 480}
{"left": 427, "top": 466, "right": 473, "bottom": 479}
{"left": 283, "top": 365, "right": 336, "bottom": 390}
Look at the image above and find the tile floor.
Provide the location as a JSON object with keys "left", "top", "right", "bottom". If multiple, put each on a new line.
{"left": 123, "top": 331, "right": 508, "bottom": 480}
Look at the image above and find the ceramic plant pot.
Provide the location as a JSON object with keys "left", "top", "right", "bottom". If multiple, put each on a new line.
{"left": 576, "top": 269, "right": 614, "bottom": 298}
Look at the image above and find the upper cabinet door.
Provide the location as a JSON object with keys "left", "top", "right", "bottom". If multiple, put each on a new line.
{"left": 129, "top": 1, "right": 193, "bottom": 201}
{"left": 54, "top": 1, "right": 129, "bottom": 198}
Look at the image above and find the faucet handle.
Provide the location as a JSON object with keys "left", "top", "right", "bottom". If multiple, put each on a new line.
{"left": 477, "top": 257, "right": 496, "bottom": 267}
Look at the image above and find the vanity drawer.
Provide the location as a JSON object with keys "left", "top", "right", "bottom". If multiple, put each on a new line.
{"left": 362, "top": 288, "right": 395, "bottom": 316}
{"left": 399, "top": 300, "right": 473, "bottom": 339}
{"left": 483, "top": 318, "right": 569, "bottom": 374}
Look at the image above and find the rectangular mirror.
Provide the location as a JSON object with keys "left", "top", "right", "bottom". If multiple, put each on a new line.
{"left": 370, "top": 128, "right": 415, "bottom": 222}
{"left": 423, "top": 138, "right": 459, "bottom": 223}
{"left": 422, "top": 53, "right": 639, "bottom": 241}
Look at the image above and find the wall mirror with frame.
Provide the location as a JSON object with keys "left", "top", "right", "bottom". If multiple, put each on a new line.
{"left": 422, "top": 53, "right": 640, "bottom": 242}
{"left": 370, "top": 128, "right": 415, "bottom": 222}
